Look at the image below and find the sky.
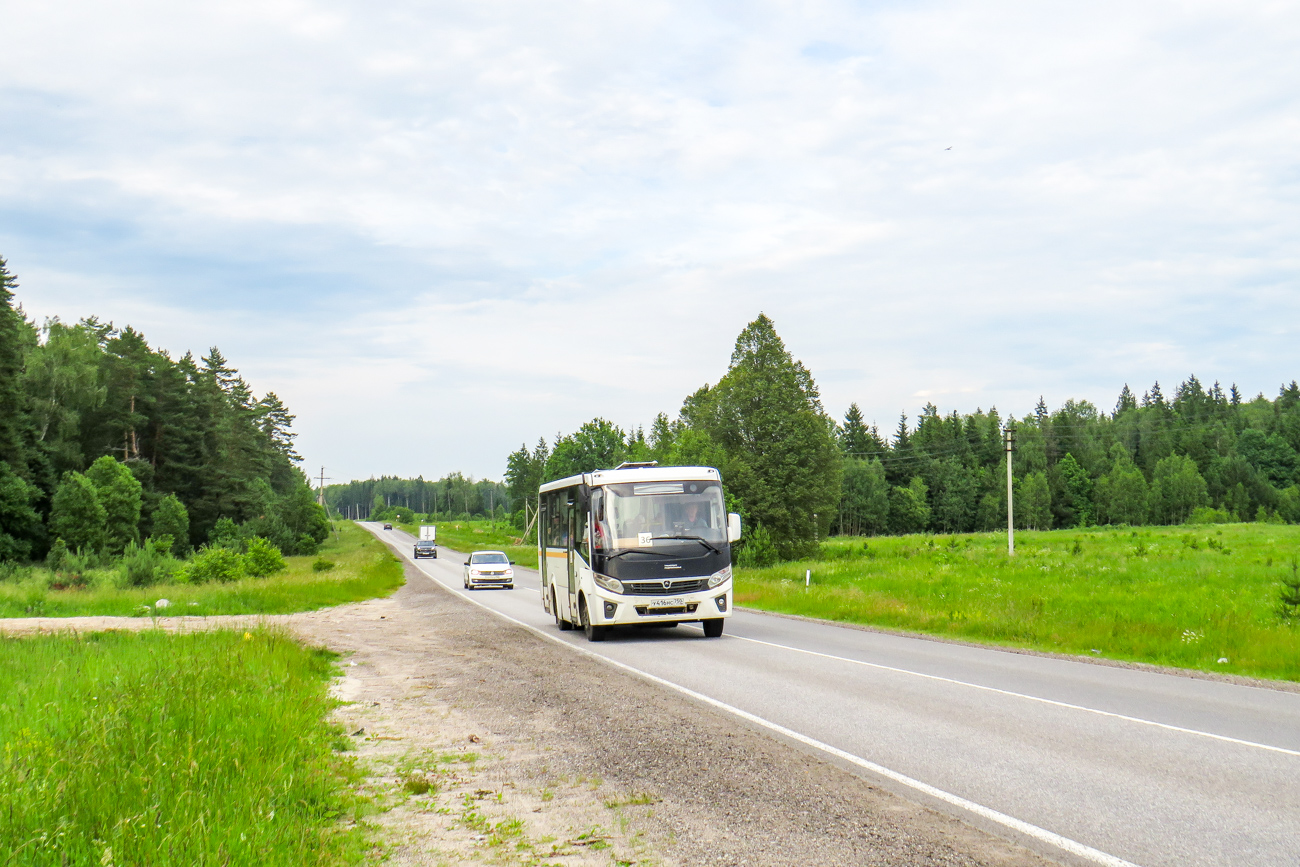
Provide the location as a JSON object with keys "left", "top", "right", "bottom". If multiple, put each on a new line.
{"left": 2, "top": 0, "right": 1298, "bottom": 484}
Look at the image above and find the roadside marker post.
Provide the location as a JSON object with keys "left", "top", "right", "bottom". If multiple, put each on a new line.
{"left": 806, "top": 569, "right": 811, "bottom": 587}
{"left": 1004, "top": 424, "right": 1015, "bottom": 556}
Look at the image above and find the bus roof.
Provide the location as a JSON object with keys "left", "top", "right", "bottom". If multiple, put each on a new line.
{"left": 539, "top": 465, "right": 721, "bottom": 493}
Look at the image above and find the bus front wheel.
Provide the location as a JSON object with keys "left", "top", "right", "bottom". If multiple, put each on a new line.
{"left": 554, "top": 589, "right": 574, "bottom": 631}
{"left": 702, "top": 619, "right": 724, "bottom": 638}
{"left": 580, "top": 598, "right": 607, "bottom": 642}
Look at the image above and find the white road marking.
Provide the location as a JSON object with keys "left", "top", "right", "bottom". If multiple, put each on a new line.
{"left": 394, "top": 540, "right": 1140, "bottom": 867}
{"left": 734, "top": 635, "right": 1300, "bottom": 758}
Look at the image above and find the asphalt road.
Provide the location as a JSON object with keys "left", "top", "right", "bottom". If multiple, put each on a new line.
{"left": 368, "top": 523, "right": 1300, "bottom": 867}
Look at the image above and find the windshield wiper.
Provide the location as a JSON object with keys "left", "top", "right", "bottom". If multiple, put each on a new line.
{"left": 651, "top": 534, "right": 721, "bottom": 555}
{"left": 603, "top": 548, "right": 676, "bottom": 560}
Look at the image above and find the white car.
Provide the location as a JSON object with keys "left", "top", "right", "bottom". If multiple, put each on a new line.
{"left": 463, "top": 550, "right": 514, "bottom": 590}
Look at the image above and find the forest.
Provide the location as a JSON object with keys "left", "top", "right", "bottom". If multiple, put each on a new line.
{"left": 0, "top": 256, "right": 328, "bottom": 569}
{"left": 324, "top": 474, "right": 510, "bottom": 523}
{"left": 505, "top": 314, "right": 1300, "bottom": 565}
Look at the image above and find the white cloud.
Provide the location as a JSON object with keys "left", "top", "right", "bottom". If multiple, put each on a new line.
{"left": 3, "top": 0, "right": 1299, "bottom": 481}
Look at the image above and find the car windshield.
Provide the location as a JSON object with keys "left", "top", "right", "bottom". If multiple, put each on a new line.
{"left": 595, "top": 481, "right": 726, "bottom": 551}
{"left": 416, "top": 541, "right": 435, "bottom": 546}
{"left": 471, "top": 552, "right": 509, "bottom": 564}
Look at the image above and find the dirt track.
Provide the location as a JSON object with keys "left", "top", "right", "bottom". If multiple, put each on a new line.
{"left": 2, "top": 557, "right": 1061, "bottom": 866}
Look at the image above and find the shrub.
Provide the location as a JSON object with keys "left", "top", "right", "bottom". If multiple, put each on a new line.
{"left": 311, "top": 559, "right": 336, "bottom": 572}
{"left": 293, "top": 533, "right": 320, "bottom": 556}
{"left": 45, "top": 538, "right": 69, "bottom": 572}
{"left": 208, "top": 517, "right": 243, "bottom": 550}
{"left": 1187, "top": 507, "right": 1233, "bottom": 525}
{"left": 737, "top": 523, "right": 779, "bottom": 568}
{"left": 181, "top": 546, "right": 245, "bottom": 584}
{"left": 118, "top": 541, "right": 181, "bottom": 587}
{"left": 1279, "top": 561, "right": 1300, "bottom": 623}
{"left": 243, "top": 537, "right": 287, "bottom": 578}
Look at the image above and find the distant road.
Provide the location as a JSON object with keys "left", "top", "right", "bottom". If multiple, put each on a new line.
{"left": 366, "top": 523, "right": 1300, "bottom": 867}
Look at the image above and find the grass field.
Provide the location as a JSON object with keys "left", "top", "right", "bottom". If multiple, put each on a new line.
{"left": 396, "top": 519, "right": 537, "bottom": 569}
{"left": 0, "top": 522, "right": 404, "bottom": 619}
{"left": 0, "top": 628, "right": 369, "bottom": 865}
{"left": 735, "top": 523, "right": 1300, "bottom": 682}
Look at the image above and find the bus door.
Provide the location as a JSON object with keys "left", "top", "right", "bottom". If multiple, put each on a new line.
{"left": 566, "top": 501, "right": 579, "bottom": 618}
{"left": 538, "top": 498, "right": 549, "bottom": 613}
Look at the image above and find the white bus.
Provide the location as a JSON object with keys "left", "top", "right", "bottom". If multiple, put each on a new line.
{"left": 538, "top": 463, "right": 741, "bottom": 641}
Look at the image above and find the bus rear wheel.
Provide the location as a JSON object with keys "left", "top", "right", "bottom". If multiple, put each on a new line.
{"left": 554, "top": 589, "right": 574, "bottom": 631}
{"left": 580, "top": 598, "right": 607, "bottom": 642}
{"left": 702, "top": 619, "right": 724, "bottom": 638}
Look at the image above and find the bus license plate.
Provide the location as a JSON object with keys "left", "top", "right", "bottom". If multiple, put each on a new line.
{"left": 648, "top": 597, "right": 686, "bottom": 609}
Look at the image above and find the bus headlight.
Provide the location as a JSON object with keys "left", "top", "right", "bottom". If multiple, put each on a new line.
{"left": 593, "top": 573, "right": 624, "bottom": 594}
{"left": 708, "top": 566, "right": 732, "bottom": 588}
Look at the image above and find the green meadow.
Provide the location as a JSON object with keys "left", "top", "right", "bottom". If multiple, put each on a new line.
{"left": 0, "top": 522, "right": 403, "bottom": 619}
{"left": 735, "top": 523, "right": 1300, "bottom": 681}
{"left": 0, "top": 628, "right": 369, "bottom": 866}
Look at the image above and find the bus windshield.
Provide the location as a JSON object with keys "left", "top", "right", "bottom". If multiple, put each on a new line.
{"left": 595, "top": 481, "right": 726, "bottom": 551}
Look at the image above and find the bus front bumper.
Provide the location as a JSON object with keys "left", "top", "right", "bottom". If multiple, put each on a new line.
{"left": 589, "top": 584, "right": 732, "bottom": 626}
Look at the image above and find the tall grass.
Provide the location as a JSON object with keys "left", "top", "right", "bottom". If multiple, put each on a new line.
{"left": 0, "top": 522, "right": 403, "bottom": 618}
{"left": 736, "top": 523, "right": 1300, "bottom": 681}
{"left": 0, "top": 628, "right": 368, "bottom": 865}
{"left": 397, "top": 519, "right": 537, "bottom": 568}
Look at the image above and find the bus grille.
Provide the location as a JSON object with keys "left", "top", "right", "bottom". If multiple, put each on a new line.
{"left": 623, "top": 578, "right": 709, "bottom": 596}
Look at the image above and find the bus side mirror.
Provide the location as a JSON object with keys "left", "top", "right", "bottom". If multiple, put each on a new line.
{"left": 728, "top": 513, "right": 742, "bottom": 543}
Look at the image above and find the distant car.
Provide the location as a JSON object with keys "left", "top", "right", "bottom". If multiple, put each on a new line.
{"left": 463, "top": 551, "right": 514, "bottom": 590}
{"left": 413, "top": 540, "right": 437, "bottom": 559}
{"left": 382, "top": 522, "right": 393, "bottom": 530}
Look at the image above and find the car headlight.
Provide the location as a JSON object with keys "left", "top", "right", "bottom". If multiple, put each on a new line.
{"left": 593, "top": 573, "right": 624, "bottom": 594}
{"left": 504, "top": 568, "right": 514, "bottom": 577}
{"left": 707, "top": 565, "right": 732, "bottom": 588}
{"left": 469, "top": 568, "right": 481, "bottom": 576}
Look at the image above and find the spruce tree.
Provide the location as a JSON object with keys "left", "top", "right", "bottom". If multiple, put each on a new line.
{"left": 686, "top": 314, "right": 842, "bottom": 559}
{"left": 150, "top": 493, "right": 190, "bottom": 556}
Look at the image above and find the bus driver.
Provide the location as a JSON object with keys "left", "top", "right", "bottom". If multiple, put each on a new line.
{"left": 678, "top": 499, "right": 709, "bottom": 534}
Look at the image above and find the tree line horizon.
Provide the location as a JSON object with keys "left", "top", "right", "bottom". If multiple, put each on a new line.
{"left": 501, "top": 315, "right": 1300, "bottom": 564}
{"left": 0, "top": 256, "right": 329, "bottom": 567}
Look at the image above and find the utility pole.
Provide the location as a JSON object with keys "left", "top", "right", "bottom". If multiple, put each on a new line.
{"left": 316, "top": 466, "right": 332, "bottom": 510}
{"left": 1005, "top": 423, "right": 1016, "bottom": 556}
